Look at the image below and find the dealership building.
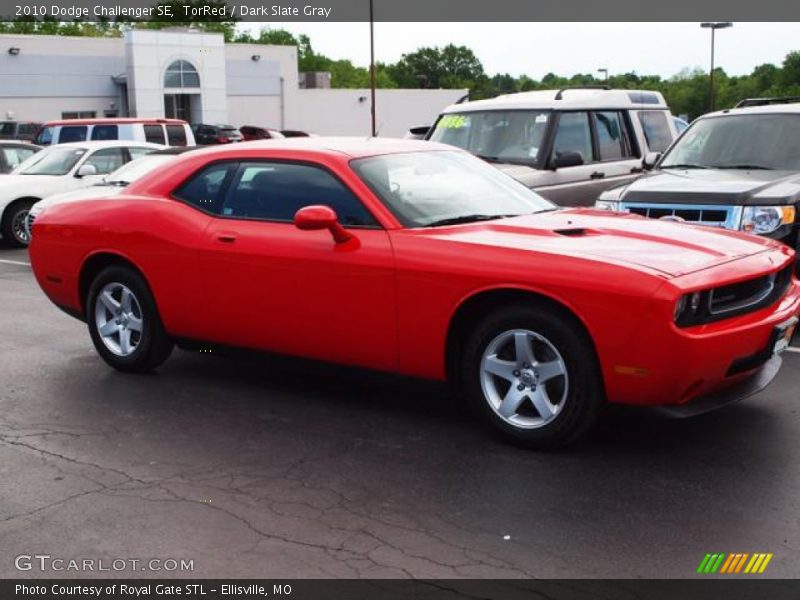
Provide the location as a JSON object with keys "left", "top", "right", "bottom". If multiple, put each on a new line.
{"left": 0, "top": 29, "right": 464, "bottom": 137}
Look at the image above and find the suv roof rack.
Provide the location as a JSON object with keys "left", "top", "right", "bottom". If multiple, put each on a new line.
{"left": 554, "top": 85, "right": 611, "bottom": 100}
{"left": 735, "top": 96, "right": 800, "bottom": 108}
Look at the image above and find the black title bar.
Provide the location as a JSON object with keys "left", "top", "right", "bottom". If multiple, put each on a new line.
{"left": 0, "top": 0, "right": 796, "bottom": 22}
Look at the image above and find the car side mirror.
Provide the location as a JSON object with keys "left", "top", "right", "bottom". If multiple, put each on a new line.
{"left": 294, "top": 205, "right": 352, "bottom": 244}
{"left": 76, "top": 164, "right": 97, "bottom": 178}
{"left": 642, "top": 152, "right": 661, "bottom": 171}
{"left": 406, "top": 125, "right": 431, "bottom": 140}
{"left": 552, "top": 151, "right": 584, "bottom": 169}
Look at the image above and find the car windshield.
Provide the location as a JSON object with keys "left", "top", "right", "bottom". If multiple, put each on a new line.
{"left": 660, "top": 113, "right": 800, "bottom": 170}
{"left": 428, "top": 110, "right": 551, "bottom": 165}
{"left": 18, "top": 147, "right": 86, "bottom": 176}
{"left": 351, "top": 150, "right": 555, "bottom": 227}
{"left": 104, "top": 154, "right": 177, "bottom": 185}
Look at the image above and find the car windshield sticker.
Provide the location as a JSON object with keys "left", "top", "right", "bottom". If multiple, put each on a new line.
{"left": 439, "top": 115, "right": 469, "bottom": 129}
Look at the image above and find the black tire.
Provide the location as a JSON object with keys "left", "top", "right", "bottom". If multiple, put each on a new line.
{"left": 1, "top": 199, "right": 35, "bottom": 247}
{"left": 459, "top": 303, "right": 604, "bottom": 449}
{"left": 86, "top": 265, "right": 173, "bottom": 373}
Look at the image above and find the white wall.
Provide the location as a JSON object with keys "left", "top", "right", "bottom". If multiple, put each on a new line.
{"left": 0, "top": 34, "right": 124, "bottom": 121}
{"left": 124, "top": 29, "right": 227, "bottom": 124}
{"left": 291, "top": 89, "right": 467, "bottom": 137}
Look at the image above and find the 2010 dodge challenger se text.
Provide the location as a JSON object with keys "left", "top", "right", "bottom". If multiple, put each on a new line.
{"left": 28, "top": 139, "right": 800, "bottom": 448}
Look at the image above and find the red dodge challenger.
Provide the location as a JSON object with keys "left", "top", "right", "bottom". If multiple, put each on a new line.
{"left": 29, "top": 138, "right": 800, "bottom": 447}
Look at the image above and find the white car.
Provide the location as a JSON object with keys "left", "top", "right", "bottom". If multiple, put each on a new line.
{"left": 26, "top": 147, "right": 198, "bottom": 238}
{"left": 0, "top": 140, "right": 162, "bottom": 247}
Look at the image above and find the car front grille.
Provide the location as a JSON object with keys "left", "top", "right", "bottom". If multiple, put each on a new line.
{"left": 676, "top": 264, "right": 795, "bottom": 327}
{"left": 620, "top": 202, "right": 743, "bottom": 230}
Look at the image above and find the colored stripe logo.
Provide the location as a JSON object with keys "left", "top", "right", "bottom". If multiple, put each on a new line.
{"left": 697, "top": 553, "right": 773, "bottom": 574}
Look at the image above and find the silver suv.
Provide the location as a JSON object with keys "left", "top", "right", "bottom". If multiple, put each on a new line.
{"left": 425, "top": 87, "right": 679, "bottom": 206}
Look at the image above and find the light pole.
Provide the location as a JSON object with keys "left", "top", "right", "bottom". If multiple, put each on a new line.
{"left": 597, "top": 68, "right": 608, "bottom": 83}
{"left": 369, "top": 0, "right": 377, "bottom": 137}
{"left": 700, "top": 22, "right": 732, "bottom": 112}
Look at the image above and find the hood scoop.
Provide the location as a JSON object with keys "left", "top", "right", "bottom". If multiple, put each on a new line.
{"left": 554, "top": 227, "right": 594, "bottom": 237}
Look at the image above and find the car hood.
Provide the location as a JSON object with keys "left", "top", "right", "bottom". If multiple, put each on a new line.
{"left": 619, "top": 169, "right": 800, "bottom": 206}
{"left": 33, "top": 184, "right": 123, "bottom": 211}
{"left": 419, "top": 208, "right": 777, "bottom": 277}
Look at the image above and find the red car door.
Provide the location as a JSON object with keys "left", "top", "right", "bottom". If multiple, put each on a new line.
{"left": 199, "top": 160, "right": 398, "bottom": 371}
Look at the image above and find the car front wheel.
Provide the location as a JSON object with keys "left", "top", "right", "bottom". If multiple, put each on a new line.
{"left": 460, "top": 304, "right": 604, "bottom": 449}
{"left": 1, "top": 199, "right": 35, "bottom": 247}
{"left": 87, "top": 266, "right": 173, "bottom": 373}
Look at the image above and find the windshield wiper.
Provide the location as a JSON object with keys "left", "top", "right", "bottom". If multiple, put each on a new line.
{"left": 475, "top": 154, "right": 502, "bottom": 163}
{"left": 425, "top": 214, "right": 515, "bottom": 227}
{"left": 660, "top": 163, "right": 707, "bottom": 170}
{"left": 103, "top": 180, "right": 130, "bottom": 187}
{"left": 710, "top": 164, "right": 774, "bottom": 170}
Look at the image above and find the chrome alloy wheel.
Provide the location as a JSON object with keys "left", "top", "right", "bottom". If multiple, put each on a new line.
{"left": 11, "top": 208, "right": 30, "bottom": 245}
{"left": 94, "top": 282, "right": 143, "bottom": 357}
{"left": 480, "top": 329, "right": 569, "bottom": 429}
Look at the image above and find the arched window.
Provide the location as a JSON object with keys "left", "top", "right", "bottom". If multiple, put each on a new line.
{"left": 164, "top": 60, "right": 200, "bottom": 88}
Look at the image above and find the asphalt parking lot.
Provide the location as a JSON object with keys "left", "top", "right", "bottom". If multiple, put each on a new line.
{"left": 1, "top": 247, "right": 799, "bottom": 579}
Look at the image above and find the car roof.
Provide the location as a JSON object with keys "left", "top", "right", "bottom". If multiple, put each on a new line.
{"left": 702, "top": 102, "right": 800, "bottom": 118}
{"left": 442, "top": 88, "right": 668, "bottom": 113}
{"left": 42, "top": 141, "right": 164, "bottom": 151}
{"left": 183, "top": 137, "right": 453, "bottom": 159}
{"left": 41, "top": 118, "right": 188, "bottom": 126}
{"left": 0, "top": 140, "right": 40, "bottom": 148}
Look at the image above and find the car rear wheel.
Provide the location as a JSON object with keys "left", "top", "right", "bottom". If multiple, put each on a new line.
{"left": 460, "top": 304, "right": 604, "bottom": 448}
{"left": 87, "top": 266, "right": 173, "bottom": 373}
{"left": 1, "top": 199, "right": 35, "bottom": 247}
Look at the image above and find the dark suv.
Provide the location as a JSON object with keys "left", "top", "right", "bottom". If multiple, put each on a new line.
{"left": 595, "top": 97, "right": 800, "bottom": 254}
{"left": 192, "top": 124, "right": 243, "bottom": 145}
{"left": 0, "top": 121, "right": 41, "bottom": 142}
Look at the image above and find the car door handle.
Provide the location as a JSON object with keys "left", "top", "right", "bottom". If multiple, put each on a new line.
{"left": 590, "top": 171, "right": 605, "bottom": 179}
{"left": 216, "top": 232, "right": 238, "bottom": 243}
{"left": 630, "top": 166, "right": 643, "bottom": 174}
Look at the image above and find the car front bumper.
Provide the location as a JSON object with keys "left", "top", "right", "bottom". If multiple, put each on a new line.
{"left": 603, "top": 273, "right": 800, "bottom": 410}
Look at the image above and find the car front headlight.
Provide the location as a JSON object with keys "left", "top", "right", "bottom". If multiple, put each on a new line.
{"left": 740, "top": 206, "right": 796, "bottom": 235}
{"left": 595, "top": 200, "right": 620, "bottom": 211}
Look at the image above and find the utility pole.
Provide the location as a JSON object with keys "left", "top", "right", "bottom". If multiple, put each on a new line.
{"left": 369, "top": 0, "right": 377, "bottom": 136}
{"left": 700, "top": 22, "right": 732, "bottom": 111}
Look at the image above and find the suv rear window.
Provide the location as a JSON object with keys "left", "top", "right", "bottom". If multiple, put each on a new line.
{"left": 144, "top": 124, "right": 166, "bottom": 145}
{"left": 166, "top": 125, "right": 187, "bottom": 146}
{"left": 91, "top": 125, "right": 118, "bottom": 141}
{"left": 60, "top": 126, "right": 88, "bottom": 143}
{"left": 637, "top": 111, "right": 672, "bottom": 153}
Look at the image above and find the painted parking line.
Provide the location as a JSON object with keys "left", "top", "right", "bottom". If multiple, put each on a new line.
{"left": 0, "top": 258, "right": 31, "bottom": 267}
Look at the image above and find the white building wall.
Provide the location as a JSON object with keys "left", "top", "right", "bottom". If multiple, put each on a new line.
{"left": 292, "top": 89, "right": 467, "bottom": 137}
{"left": 0, "top": 34, "right": 124, "bottom": 121}
{"left": 124, "top": 29, "right": 227, "bottom": 124}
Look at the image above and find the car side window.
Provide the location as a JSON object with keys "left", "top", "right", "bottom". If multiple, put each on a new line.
{"left": 222, "top": 162, "right": 378, "bottom": 227}
{"left": 91, "top": 125, "right": 118, "bottom": 141}
{"left": 2, "top": 147, "right": 35, "bottom": 169}
{"left": 552, "top": 112, "right": 593, "bottom": 165}
{"left": 127, "top": 146, "right": 153, "bottom": 161}
{"left": 593, "top": 111, "right": 634, "bottom": 161}
{"left": 166, "top": 125, "right": 187, "bottom": 147}
{"left": 83, "top": 148, "right": 125, "bottom": 175}
{"left": 173, "top": 162, "right": 236, "bottom": 214}
{"left": 60, "top": 126, "right": 87, "bottom": 143}
{"left": 144, "top": 124, "right": 166, "bottom": 145}
{"left": 638, "top": 111, "right": 672, "bottom": 153}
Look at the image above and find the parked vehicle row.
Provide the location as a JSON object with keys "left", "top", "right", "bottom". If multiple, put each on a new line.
{"left": 26, "top": 137, "right": 800, "bottom": 448}
{"left": 0, "top": 120, "right": 41, "bottom": 142}
{"left": 0, "top": 141, "right": 162, "bottom": 246}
